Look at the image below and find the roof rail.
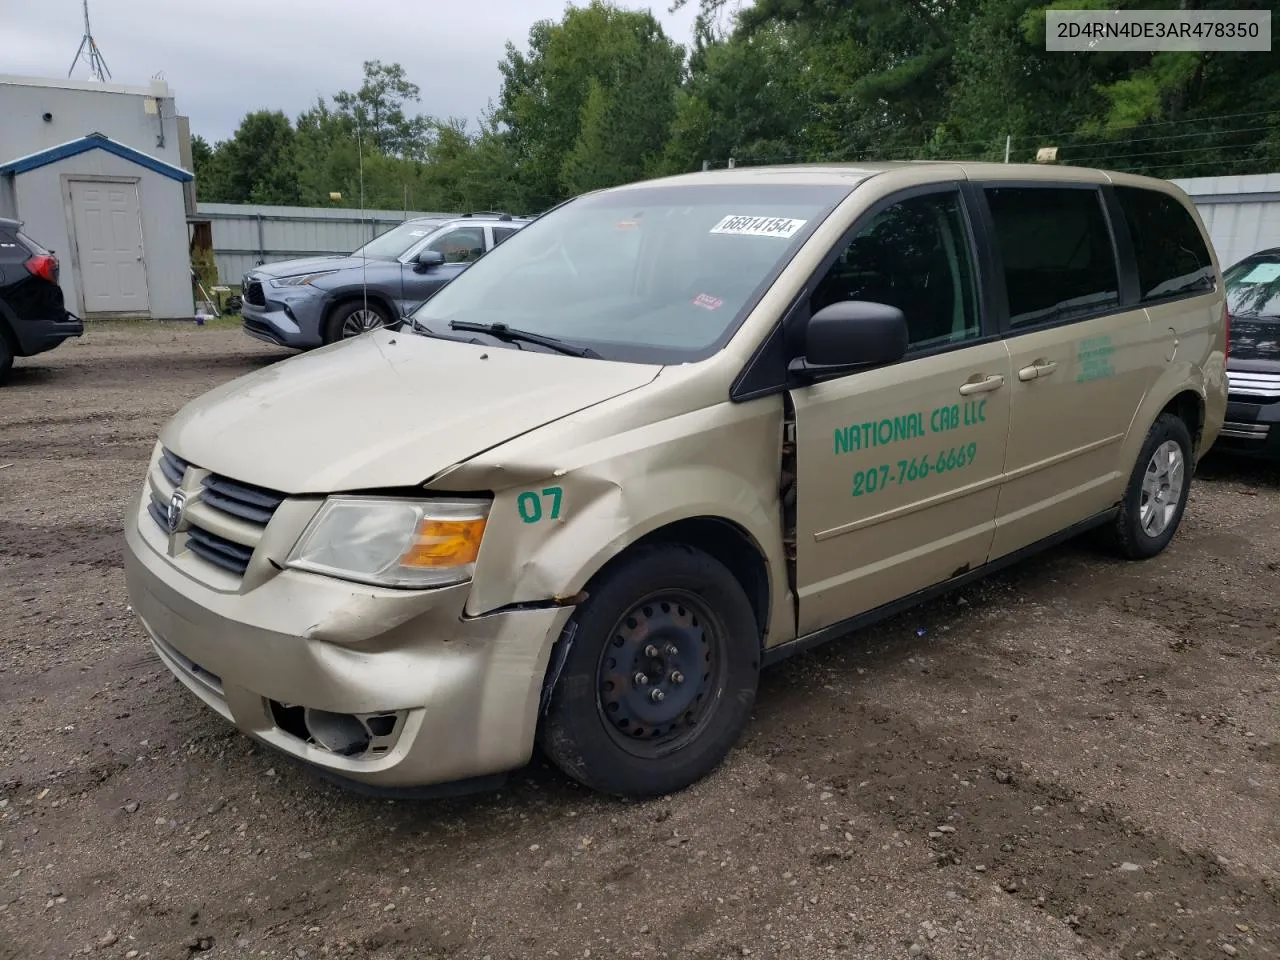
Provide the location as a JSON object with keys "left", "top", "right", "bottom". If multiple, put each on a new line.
{"left": 460, "top": 210, "right": 513, "bottom": 220}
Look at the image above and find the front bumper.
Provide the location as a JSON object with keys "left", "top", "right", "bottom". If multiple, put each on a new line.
{"left": 123, "top": 487, "right": 569, "bottom": 790}
{"left": 240, "top": 281, "right": 326, "bottom": 349}
{"left": 1216, "top": 397, "right": 1280, "bottom": 460}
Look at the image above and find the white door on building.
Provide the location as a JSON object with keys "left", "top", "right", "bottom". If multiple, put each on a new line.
{"left": 69, "top": 179, "right": 150, "bottom": 315}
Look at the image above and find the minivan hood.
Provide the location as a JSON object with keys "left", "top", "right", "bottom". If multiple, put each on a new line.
{"left": 1228, "top": 317, "right": 1280, "bottom": 363}
{"left": 161, "top": 332, "right": 661, "bottom": 493}
{"left": 249, "top": 255, "right": 371, "bottom": 279}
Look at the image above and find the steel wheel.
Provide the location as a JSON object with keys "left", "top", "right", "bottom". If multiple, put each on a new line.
{"left": 340, "top": 307, "right": 387, "bottom": 338}
{"left": 1139, "top": 439, "right": 1185, "bottom": 537}
{"left": 596, "top": 589, "right": 727, "bottom": 759}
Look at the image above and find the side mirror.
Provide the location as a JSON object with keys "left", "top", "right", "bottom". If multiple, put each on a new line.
{"left": 790, "top": 301, "right": 908, "bottom": 379}
{"left": 415, "top": 249, "right": 446, "bottom": 270}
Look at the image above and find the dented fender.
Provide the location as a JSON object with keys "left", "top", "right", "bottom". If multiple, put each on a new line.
{"left": 436, "top": 388, "right": 796, "bottom": 646}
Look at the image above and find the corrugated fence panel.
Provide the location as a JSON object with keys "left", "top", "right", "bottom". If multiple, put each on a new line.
{"left": 197, "top": 203, "right": 457, "bottom": 286}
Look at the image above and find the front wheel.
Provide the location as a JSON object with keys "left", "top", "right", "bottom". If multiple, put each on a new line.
{"left": 1106, "top": 413, "right": 1193, "bottom": 559}
{"left": 324, "top": 300, "right": 392, "bottom": 343}
{"left": 539, "top": 544, "right": 760, "bottom": 798}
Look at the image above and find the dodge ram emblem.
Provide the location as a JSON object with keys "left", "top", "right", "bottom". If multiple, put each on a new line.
{"left": 166, "top": 490, "right": 188, "bottom": 533}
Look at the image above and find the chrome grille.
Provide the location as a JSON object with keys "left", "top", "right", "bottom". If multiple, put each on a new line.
{"left": 187, "top": 526, "right": 256, "bottom": 574}
{"left": 1227, "top": 370, "right": 1280, "bottom": 401}
{"left": 1220, "top": 422, "right": 1270, "bottom": 441}
{"left": 201, "top": 475, "right": 286, "bottom": 525}
{"left": 147, "top": 446, "right": 285, "bottom": 579}
{"left": 158, "top": 448, "right": 188, "bottom": 488}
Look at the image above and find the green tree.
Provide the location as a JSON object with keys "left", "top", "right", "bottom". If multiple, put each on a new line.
{"left": 497, "top": 1, "right": 684, "bottom": 209}
{"left": 333, "top": 60, "right": 433, "bottom": 160}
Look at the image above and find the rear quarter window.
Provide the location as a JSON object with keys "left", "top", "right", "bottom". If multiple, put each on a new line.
{"left": 0, "top": 229, "right": 26, "bottom": 263}
{"left": 985, "top": 186, "right": 1121, "bottom": 329}
{"left": 1114, "top": 187, "right": 1215, "bottom": 302}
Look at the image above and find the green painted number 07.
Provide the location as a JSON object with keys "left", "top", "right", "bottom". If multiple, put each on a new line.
{"left": 518, "top": 486, "right": 563, "bottom": 524}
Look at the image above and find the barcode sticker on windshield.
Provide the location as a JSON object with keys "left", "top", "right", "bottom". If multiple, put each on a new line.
{"left": 710, "top": 215, "right": 807, "bottom": 239}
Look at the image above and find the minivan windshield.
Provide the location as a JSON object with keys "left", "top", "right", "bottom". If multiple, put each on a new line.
{"left": 1225, "top": 253, "right": 1280, "bottom": 323}
{"left": 409, "top": 182, "right": 855, "bottom": 363}
{"left": 353, "top": 219, "right": 448, "bottom": 260}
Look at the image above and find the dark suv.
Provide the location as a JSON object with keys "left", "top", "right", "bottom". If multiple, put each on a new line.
{"left": 1219, "top": 247, "right": 1280, "bottom": 458}
{"left": 0, "top": 218, "right": 83, "bottom": 383}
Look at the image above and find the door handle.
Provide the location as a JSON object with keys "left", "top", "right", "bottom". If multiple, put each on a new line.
{"left": 959, "top": 374, "right": 1005, "bottom": 396}
{"left": 1017, "top": 359, "right": 1058, "bottom": 381}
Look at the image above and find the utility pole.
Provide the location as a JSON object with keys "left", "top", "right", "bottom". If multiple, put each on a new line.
{"left": 1004, "top": 135, "right": 1012, "bottom": 164}
{"left": 68, "top": 0, "right": 111, "bottom": 82}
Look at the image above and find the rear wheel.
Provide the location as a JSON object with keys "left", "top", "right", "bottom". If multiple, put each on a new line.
{"left": 539, "top": 544, "right": 760, "bottom": 798}
{"left": 1106, "top": 413, "right": 1193, "bottom": 559}
{"left": 324, "top": 300, "right": 392, "bottom": 344}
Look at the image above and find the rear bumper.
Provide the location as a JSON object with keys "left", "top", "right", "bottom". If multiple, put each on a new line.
{"left": 12, "top": 311, "right": 83, "bottom": 357}
{"left": 1214, "top": 397, "right": 1280, "bottom": 459}
{"left": 122, "top": 486, "right": 570, "bottom": 790}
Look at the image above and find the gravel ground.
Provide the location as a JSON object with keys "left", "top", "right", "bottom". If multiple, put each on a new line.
{"left": 1, "top": 323, "right": 1278, "bottom": 960}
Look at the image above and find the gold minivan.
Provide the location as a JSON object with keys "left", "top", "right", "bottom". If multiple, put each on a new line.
{"left": 123, "top": 162, "right": 1226, "bottom": 798}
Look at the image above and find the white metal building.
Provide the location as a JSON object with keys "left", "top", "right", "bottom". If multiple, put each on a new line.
{"left": 1171, "top": 174, "right": 1280, "bottom": 269}
{"left": 0, "top": 75, "right": 196, "bottom": 321}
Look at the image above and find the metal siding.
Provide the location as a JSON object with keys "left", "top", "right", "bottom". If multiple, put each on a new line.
{"left": 197, "top": 202, "right": 458, "bottom": 284}
{"left": 0, "top": 78, "right": 183, "bottom": 171}
{"left": 13, "top": 152, "right": 193, "bottom": 319}
{"left": 1171, "top": 174, "right": 1280, "bottom": 269}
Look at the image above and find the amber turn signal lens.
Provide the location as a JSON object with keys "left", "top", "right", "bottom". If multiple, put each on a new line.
{"left": 398, "top": 517, "right": 487, "bottom": 568}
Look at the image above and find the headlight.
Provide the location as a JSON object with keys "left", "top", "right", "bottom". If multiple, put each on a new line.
{"left": 287, "top": 497, "right": 489, "bottom": 588}
{"left": 269, "top": 271, "right": 337, "bottom": 288}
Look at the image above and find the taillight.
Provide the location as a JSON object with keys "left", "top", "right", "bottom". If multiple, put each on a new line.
{"left": 1223, "top": 303, "right": 1231, "bottom": 362}
{"left": 25, "top": 253, "right": 57, "bottom": 284}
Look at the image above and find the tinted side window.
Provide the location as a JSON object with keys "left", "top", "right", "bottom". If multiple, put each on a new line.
{"left": 492, "top": 226, "right": 519, "bottom": 245}
{"left": 985, "top": 187, "right": 1119, "bottom": 329}
{"left": 0, "top": 229, "right": 25, "bottom": 264}
{"left": 428, "top": 227, "right": 486, "bottom": 264}
{"left": 811, "top": 191, "right": 981, "bottom": 350}
{"left": 1115, "top": 187, "right": 1215, "bottom": 301}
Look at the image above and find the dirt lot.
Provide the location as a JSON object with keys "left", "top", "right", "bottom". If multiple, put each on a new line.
{"left": 1, "top": 323, "right": 1277, "bottom": 960}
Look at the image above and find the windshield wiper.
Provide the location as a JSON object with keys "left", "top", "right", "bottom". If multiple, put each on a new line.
{"left": 448, "top": 320, "right": 602, "bottom": 359}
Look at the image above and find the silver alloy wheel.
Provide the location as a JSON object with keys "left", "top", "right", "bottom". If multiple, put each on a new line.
{"left": 1139, "top": 439, "right": 1185, "bottom": 537}
{"left": 341, "top": 307, "right": 386, "bottom": 338}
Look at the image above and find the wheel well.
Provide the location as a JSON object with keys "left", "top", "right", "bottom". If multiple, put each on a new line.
{"left": 598, "top": 518, "right": 771, "bottom": 644}
{"left": 1162, "top": 390, "right": 1205, "bottom": 454}
{"left": 323, "top": 293, "right": 398, "bottom": 336}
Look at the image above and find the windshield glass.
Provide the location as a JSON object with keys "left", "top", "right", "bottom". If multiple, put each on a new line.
{"left": 1226, "top": 254, "right": 1280, "bottom": 322}
{"left": 410, "top": 182, "right": 854, "bottom": 363}
{"left": 353, "top": 219, "right": 448, "bottom": 260}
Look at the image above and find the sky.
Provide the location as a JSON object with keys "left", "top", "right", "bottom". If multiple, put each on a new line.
{"left": 0, "top": 0, "right": 705, "bottom": 143}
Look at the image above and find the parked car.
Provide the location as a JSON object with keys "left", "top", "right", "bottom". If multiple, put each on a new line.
{"left": 0, "top": 217, "right": 83, "bottom": 383}
{"left": 125, "top": 162, "right": 1224, "bottom": 801}
{"left": 1218, "top": 248, "right": 1280, "bottom": 458}
{"left": 239, "top": 212, "right": 530, "bottom": 349}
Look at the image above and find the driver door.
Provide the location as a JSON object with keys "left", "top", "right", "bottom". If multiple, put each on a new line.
{"left": 790, "top": 186, "right": 1013, "bottom": 635}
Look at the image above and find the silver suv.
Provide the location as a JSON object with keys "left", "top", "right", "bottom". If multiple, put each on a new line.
{"left": 240, "top": 212, "right": 530, "bottom": 349}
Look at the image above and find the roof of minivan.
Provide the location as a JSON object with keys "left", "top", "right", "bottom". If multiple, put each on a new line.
{"left": 614, "top": 161, "right": 1184, "bottom": 195}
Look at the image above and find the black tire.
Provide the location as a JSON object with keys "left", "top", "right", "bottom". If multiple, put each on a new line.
{"left": 538, "top": 544, "right": 760, "bottom": 798}
{"left": 0, "top": 329, "right": 13, "bottom": 386}
{"left": 1105, "top": 413, "right": 1194, "bottom": 560}
{"left": 323, "top": 300, "right": 392, "bottom": 344}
